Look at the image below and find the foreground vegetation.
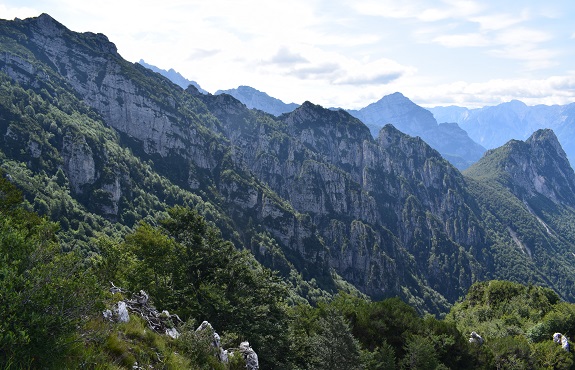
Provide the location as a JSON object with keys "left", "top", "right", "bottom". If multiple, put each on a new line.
{"left": 2, "top": 173, "right": 575, "bottom": 369}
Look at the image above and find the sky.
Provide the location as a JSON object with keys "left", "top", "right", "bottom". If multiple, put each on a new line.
{"left": 1, "top": 0, "right": 575, "bottom": 109}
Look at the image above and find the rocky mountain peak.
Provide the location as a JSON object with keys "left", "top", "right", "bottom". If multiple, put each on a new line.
{"left": 207, "top": 92, "right": 248, "bottom": 118}
{"left": 185, "top": 84, "right": 202, "bottom": 96}
{"left": 139, "top": 59, "right": 206, "bottom": 92}
{"left": 283, "top": 101, "right": 370, "bottom": 135}
{"left": 24, "top": 13, "right": 119, "bottom": 56}
{"left": 526, "top": 128, "right": 563, "bottom": 152}
{"left": 377, "top": 123, "right": 403, "bottom": 148}
{"left": 350, "top": 92, "right": 439, "bottom": 139}
{"left": 287, "top": 101, "right": 325, "bottom": 122}
{"left": 378, "top": 91, "right": 408, "bottom": 104}
{"left": 466, "top": 129, "right": 575, "bottom": 206}
{"left": 29, "top": 13, "right": 66, "bottom": 36}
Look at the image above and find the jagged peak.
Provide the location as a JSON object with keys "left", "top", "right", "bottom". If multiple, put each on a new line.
{"left": 466, "top": 128, "right": 575, "bottom": 205}
{"left": 288, "top": 100, "right": 351, "bottom": 122}
{"left": 36, "top": 13, "right": 61, "bottom": 24}
{"left": 20, "top": 13, "right": 119, "bottom": 55}
{"left": 280, "top": 100, "right": 371, "bottom": 139}
{"left": 503, "top": 99, "right": 528, "bottom": 108}
{"left": 526, "top": 128, "right": 560, "bottom": 146}
{"left": 185, "top": 84, "right": 202, "bottom": 96}
{"left": 378, "top": 123, "right": 426, "bottom": 149}
{"left": 237, "top": 85, "right": 263, "bottom": 93}
{"left": 378, "top": 123, "right": 401, "bottom": 136}
{"left": 27, "top": 13, "right": 66, "bottom": 36}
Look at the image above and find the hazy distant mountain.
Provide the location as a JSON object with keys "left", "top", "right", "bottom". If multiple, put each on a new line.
{"left": 429, "top": 101, "right": 575, "bottom": 168}
{"left": 215, "top": 86, "right": 299, "bottom": 116}
{"left": 348, "top": 92, "right": 486, "bottom": 170}
{"left": 427, "top": 105, "right": 470, "bottom": 123}
{"left": 138, "top": 59, "right": 208, "bottom": 93}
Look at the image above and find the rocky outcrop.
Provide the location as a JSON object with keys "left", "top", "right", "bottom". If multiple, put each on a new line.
{"left": 103, "top": 288, "right": 183, "bottom": 338}
{"left": 103, "top": 301, "right": 129, "bottom": 323}
{"left": 553, "top": 333, "right": 570, "bottom": 352}
{"left": 469, "top": 331, "right": 484, "bottom": 345}
{"left": 237, "top": 341, "right": 259, "bottom": 370}
{"left": 196, "top": 321, "right": 228, "bottom": 363}
{"left": 194, "top": 322, "right": 260, "bottom": 369}
{"left": 62, "top": 133, "right": 96, "bottom": 194}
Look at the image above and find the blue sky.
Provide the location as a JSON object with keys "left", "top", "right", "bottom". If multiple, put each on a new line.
{"left": 2, "top": 0, "right": 575, "bottom": 109}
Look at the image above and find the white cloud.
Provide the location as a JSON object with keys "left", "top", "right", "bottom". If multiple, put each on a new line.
{"left": 268, "top": 47, "right": 308, "bottom": 66}
{"left": 0, "top": 4, "right": 39, "bottom": 20}
{"left": 495, "top": 27, "right": 552, "bottom": 45}
{"left": 332, "top": 58, "right": 415, "bottom": 85}
{"left": 410, "top": 75, "right": 575, "bottom": 108}
{"left": 352, "top": 0, "right": 484, "bottom": 22}
{"left": 471, "top": 12, "right": 529, "bottom": 31}
{"left": 187, "top": 49, "right": 221, "bottom": 61}
{"left": 432, "top": 33, "right": 490, "bottom": 47}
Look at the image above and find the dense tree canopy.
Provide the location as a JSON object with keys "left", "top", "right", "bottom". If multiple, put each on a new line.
{"left": 0, "top": 171, "right": 101, "bottom": 367}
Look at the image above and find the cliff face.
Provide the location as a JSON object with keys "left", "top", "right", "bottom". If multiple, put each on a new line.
{"left": 200, "top": 93, "right": 486, "bottom": 303}
{"left": 4, "top": 14, "right": 575, "bottom": 311}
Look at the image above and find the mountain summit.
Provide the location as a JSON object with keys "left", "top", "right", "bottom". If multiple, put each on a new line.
{"left": 466, "top": 129, "right": 575, "bottom": 206}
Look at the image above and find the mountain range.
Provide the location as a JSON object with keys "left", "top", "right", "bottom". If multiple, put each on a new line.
{"left": 192, "top": 83, "right": 575, "bottom": 172}
{"left": 138, "top": 58, "right": 208, "bottom": 94}
{"left": 2, "top": 13, "right": 575, "bottom": 315}
{"left": 429, "top": 101, "right": 575, "bottom": 168}
{"left": 186, "top": 82, "right": 486, "bottom": 170}
{"left": 215, "top": 85, "right": 299, "bottom": 116}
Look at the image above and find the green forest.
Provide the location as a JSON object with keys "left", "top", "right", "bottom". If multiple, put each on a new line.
{"left": 2, "top": 172, "right": 575, "bottom": 369}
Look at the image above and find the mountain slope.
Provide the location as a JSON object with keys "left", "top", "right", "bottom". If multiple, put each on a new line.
{"left": 463, "top": 130, "right": 575, "bottom": 299}
{"left": 3, "top": 14, "right": 575, "bottom": 313}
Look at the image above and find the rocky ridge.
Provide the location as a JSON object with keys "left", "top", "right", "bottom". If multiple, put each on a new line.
{"left": 138, "top": 59, "right": 208, "bottom": 94}
{"left": 466, "top": 129, "right": 575, "bottom": 206}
